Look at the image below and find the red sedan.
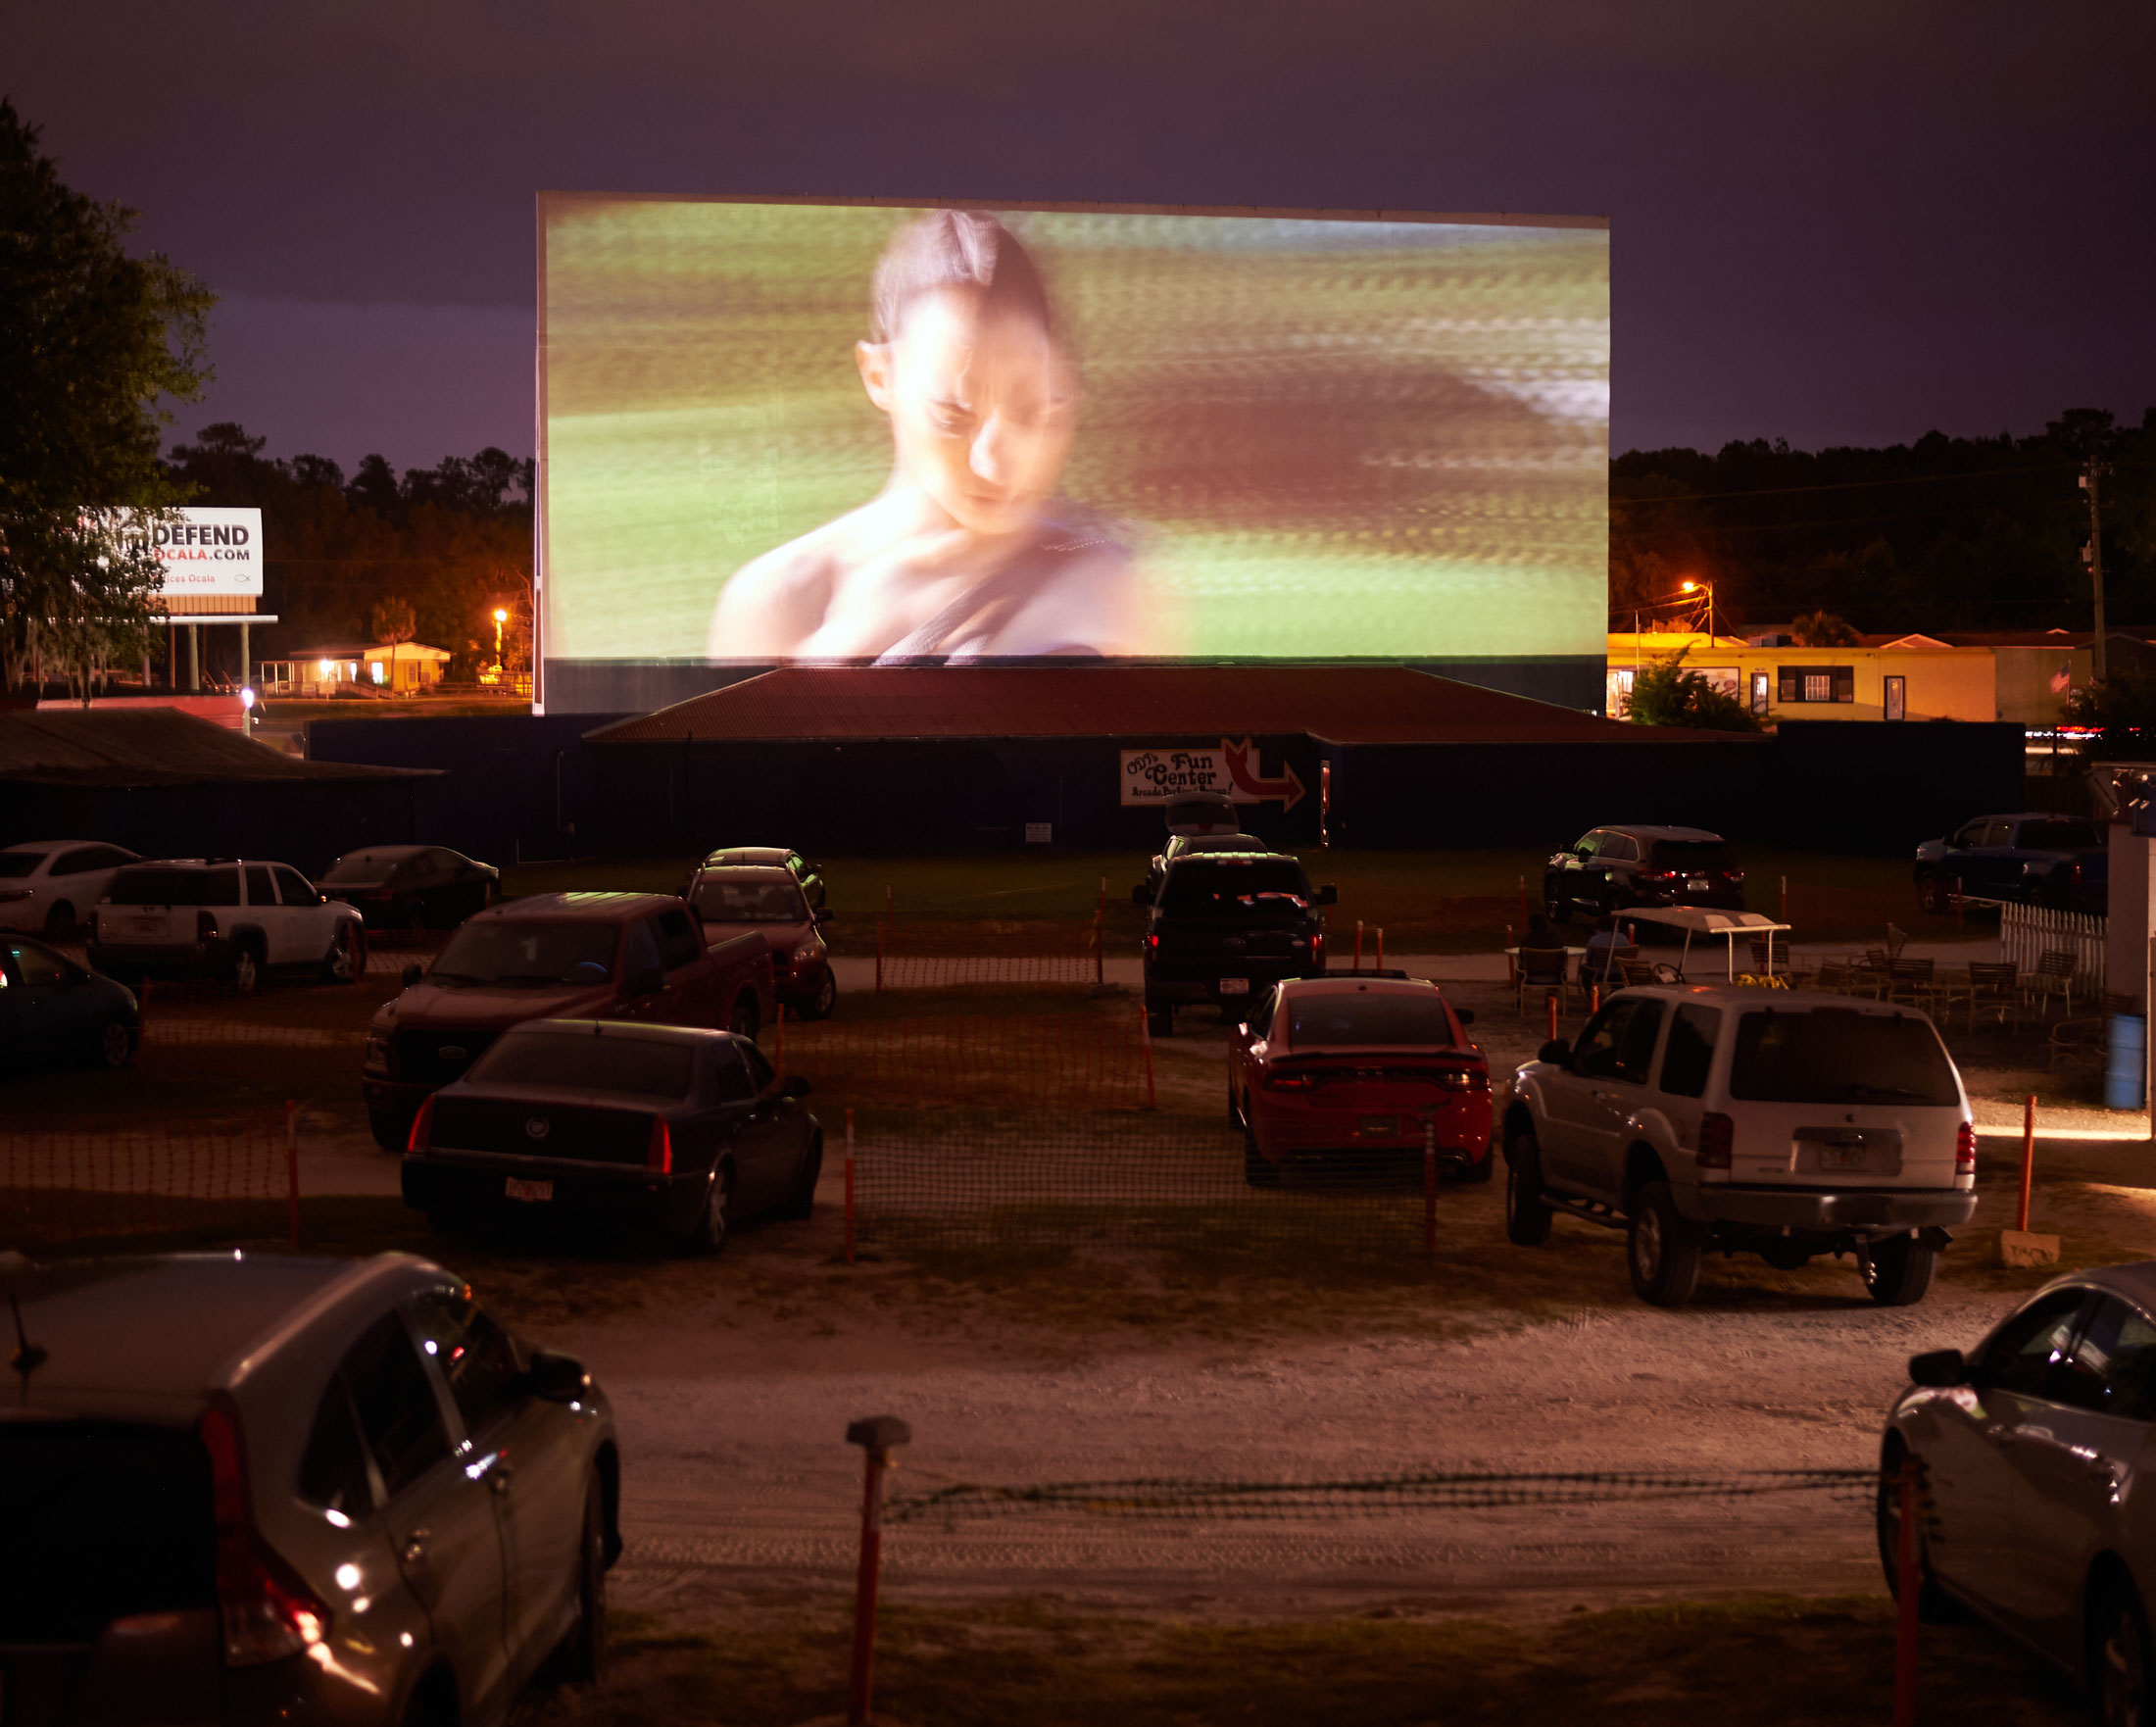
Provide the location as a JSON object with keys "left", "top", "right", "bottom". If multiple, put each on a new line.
{"left": 1228, "top": 975, "right": 1493, "bottom": 1187}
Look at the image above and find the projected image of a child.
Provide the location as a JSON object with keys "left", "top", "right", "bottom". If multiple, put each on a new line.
{"left": 707, "top": 211, "right": 1152, "bottom": 662}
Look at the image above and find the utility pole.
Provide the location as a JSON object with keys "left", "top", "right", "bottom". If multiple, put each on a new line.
{"left": 2085, "top": 457, "right": 2111, "bottom": 682}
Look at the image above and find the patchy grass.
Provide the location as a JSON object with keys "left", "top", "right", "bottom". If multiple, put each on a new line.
{"left": 515, "top": 1592, "right": 2082, "bottom": 1727}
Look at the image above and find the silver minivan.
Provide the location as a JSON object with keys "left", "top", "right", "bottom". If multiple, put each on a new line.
{"left": 0, "top": 1252, "right": 617, "bottom": 1725}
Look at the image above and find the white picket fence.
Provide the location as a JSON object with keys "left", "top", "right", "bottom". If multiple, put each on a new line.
{"left": 2001, "top": 903, "right": 2106, "bottom": 990}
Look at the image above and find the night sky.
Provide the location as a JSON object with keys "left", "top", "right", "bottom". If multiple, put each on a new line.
{"left": 13, "top": 1, "right": 2153, "bottom": 471}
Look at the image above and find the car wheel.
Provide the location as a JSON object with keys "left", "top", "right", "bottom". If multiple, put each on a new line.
{"left": 1243, "top": 1123, "right": 1279, "bottom": 1187}
{"left": 2094, "top": 1577, "right": 2153, "bottom": 1727}
{"left": 1915, "top": 872, "right": 1946, "bottom": 915}
{"left": 224, "top": 942, "right": 262, "bottom": 994}
{"left": 1148, "top": 1000, "right": 1174, "bottom": 1038}
{"left": 682, "top": 1163, "right": 732, "bottom": 1256}
{"left": 1861, "top": 1233, "right": 1937, "bottom": 1307}
{"left": 552, "top": 1475, "right": 609, "bottom": 1684}
{"left": 775, "top": 1136, "right": 821, "bottom": 1221}
{"left": 90, "top": 1016, "right": 136, "bottom": 1070}
{"left": 806, "top": 968, "right": 837, "bottom": 1021}
{"left": 1627, "top": 1179, "right": 1702, "bottom": 1307}
{"left": 1876, "top": 1440, "right": 1957, "bottom": 1624}
{"left": 1504, "top": 1132, "right": 1552, "bottom": 1246}
{"left": 319, "top": 922, "right": 360, "bottom": 984}
{"left": 43, "top": 901, "right": 74, "bottom": 942}
{"left": 729, "top": 994, "right": 760, "bottom": 1041}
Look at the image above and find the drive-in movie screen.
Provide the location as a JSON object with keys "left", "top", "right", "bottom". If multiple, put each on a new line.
{"left": 538, "top": 195, "right": 1609, "bottom": 679}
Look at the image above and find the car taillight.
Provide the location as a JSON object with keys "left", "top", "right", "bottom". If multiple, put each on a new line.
{"left": 2065, "top": 863, "right": 2082, "bottom": 885}
{"left": 197, "top": 910, "right": 218, "bottom": 941}
{"left": 1696, "top": 1111, "right": 1735, "bottom": 1169}
{"left": 1310, "top": 932, "right": 1325, "bottom": 964}
{"left": 406, "top": 1094, "right": 435, "bottom": 1154}
{"left": 1264, "top": 1069, "right": 1316, "bottom": 1090}
{"left": 1635, "top": 868, "right": 1676, "bottom": 884}
{"left": 1146, "top": 933, "right": 1159, "bottom": 956}
{"left": 1956, "top": 1120, "right": 1977, "bottom": 1175}
{"left": 646, "top": 1115, "right": 673, "bottom": 1175}
{"left": 198, "top": 1402, "right": 328, "bottom": 1667}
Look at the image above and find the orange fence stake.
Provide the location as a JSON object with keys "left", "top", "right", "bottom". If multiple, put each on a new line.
{"left": 1504, "top": 924, "right": 1515, "bottom": 986}
{"left": 1352, "top": 920, "right": 1364, "bottom": 971}
{"left": 885, "top": 884, "right": 894, "bottom": 927}
{"left": 1894, "top": 1454, "right": 1921, "bottom": 1727}
{"left": 844, "top": 1109, "right": 857, "bottom": 1265}
{"left": 1547, "top": 993, "right": 1558, "bottom": 1042}
{"left": 1139, "top": 1003, "right": 1157, "bottom": 1110}
{"left": 1375, "top": 926, "right": 1384, "bottom": 969}
{"left": 775, "top": 1003, "right": 786, "bottom": 1080}
{"left": 875, "top": 922, "right": 884, "bottom": 992}
{"left": 1518, "top": 874, "right": 1528, "bottom": 926}
{"left": 1422, "top": 1124, "right": 1438, "bottom": 1254}
{"left": 2018, "top": 1093, "right": 2036, "bottom": 1232}
{"left": 284, "top": 1100, "right": 300, "bottom": 1247}
{"left": 845, "top": 1415, "right": 909, "bottom": 1727}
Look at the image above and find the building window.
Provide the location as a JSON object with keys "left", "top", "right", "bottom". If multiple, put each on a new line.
{"left": 1777, "top": 666, "right": 1856, "bottom": 704}
{"left": 1750, "top": 670, "right": 1770, "bottom": 715}
{"left": 1884, "top": 675, "right": 1905, "bottom": 721}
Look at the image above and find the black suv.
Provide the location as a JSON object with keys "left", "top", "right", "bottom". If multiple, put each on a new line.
{"left": 1544, "top": 825, "right": 1744, "bottom": 921}
{"left": 1136, "top": 852, "right": 1335, "bottom": 1036}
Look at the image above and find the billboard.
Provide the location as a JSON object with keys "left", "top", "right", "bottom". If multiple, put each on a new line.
{"left": 137, "top": 506, "right": 264, "bottom": 600}
{"left": 538, "top": 196, "right": 1608, "bottom": 702}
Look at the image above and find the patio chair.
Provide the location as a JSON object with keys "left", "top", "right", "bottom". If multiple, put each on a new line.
{"left": 1617, "top": 959, "right": 1660, "bottom": 988}
{"left": 1885, "top": 957, "right": 1936, "bottom": 1010}
{"left": 1515, "top": 945, "right": 1568, "bottom": 1016}
{"left": 1814, "top": 962, "right": 1857, "bottom": 995}
{"left": 2025, "top": 950, "right": 2079, "bottom": 1017}
{"left": 1886, "top": 922, "right": 1910, "bottom": 961}
{"left": 1964, "top": 962, "right": 2019, "bottom": 1031}
{"left": 1746, "top": 932, "right": 1792, "bottom": 975}
{"left": 2049, "top": 1016, "right": 2105, "bottom": 1081}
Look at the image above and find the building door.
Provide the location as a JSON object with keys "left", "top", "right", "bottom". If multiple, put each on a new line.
{"left": 1884, "top": 674, "right": 1906, "bottom": 721}
{"left": 1750, "top": 670, "right": 1769, "bottom": 716}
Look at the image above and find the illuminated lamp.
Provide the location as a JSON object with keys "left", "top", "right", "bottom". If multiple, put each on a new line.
{"left": 240, "top": 687, "right": 256, "bottom": 710}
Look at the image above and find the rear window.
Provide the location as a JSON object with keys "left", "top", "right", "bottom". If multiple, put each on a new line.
{"left": 1159, "top": 859, "right": 1311, "bottom": 914}
{"left": 1728, "top": 1008, "right": 1960, "bottom": 1107}
{"left": 0, "top": 1421, "right": 215, "bottom": 1642}
{"left": 1648, "top": 840, "right": 1736, "bottom": 871}
{"left": 695, "top": 875, "right": 806, "bottom": 921}
{"left": 1286, "top": 993, "right": 1457, "bottom": 1047}
{"left": 2019, "top": 819, "right": 2101, "bottom": 851}
{"left": 105, "top": 865, "right": 240, "bottom": 906}
{"left": 0, "top": 853, "right": 42, "bottom": 878}
{"left": 468, "top": 1028, "right": 697, "bottom": 1098}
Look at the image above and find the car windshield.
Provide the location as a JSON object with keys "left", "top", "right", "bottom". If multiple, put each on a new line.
{"left": 0, "top": 854, "right": 40, "bottom": 878}
{"left": 429, "top": 921, "right": 617, "bottom": 987}
{"left": 1159, "top": 859, "right": 1311, "bottom": 914}
{"left": 1728, "top": 1008, "right": 1960, "bottom": 1106}
{"left": 104, "top": 865, "right": 240, "bottom": 906}
{"left": 1287, "top": 993, "right": 1457, "bottom": 1047}
{"left": 695, "top": 877, "right": 805, "bottom": 921}
{"left": 1649, "top": 840, "right": 1736, "bottom": 870}
{"left": 2019, "top": 819, "right": 2100, "bottom": 851}
{"left": 321, "top": 852, "right": 406, "bottom": 884}
{"left": 467, "top": 1030, "right": 695, "bottom": 1097}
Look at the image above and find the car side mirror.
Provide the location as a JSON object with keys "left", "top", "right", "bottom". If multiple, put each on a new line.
{"left": 402, "top": 962, "right": 424, "bottom": 988}
{"left": 631, "top": 966, "right": 664, "bottom": 998}
{"left": 1538, "top": 1038, "right": 1571, "bottom": 1064}
{"left": 1455, "top": 1008, "right": 1476, "bottom": 1026}
{"left": 1907, "top": 1348, "right": 1969, "bottom": 1388}
{"left": 814, "top": 908, "right": 836, "bottom": 924}
{"left": 1315, "top": 884, "right": 1338, "bottom": 906}
{"left": 783, "top": 1074, "right": 812, "bottom": 1097}
{"left": 523, "top": 1349, "right": 592, "bottom": 1405}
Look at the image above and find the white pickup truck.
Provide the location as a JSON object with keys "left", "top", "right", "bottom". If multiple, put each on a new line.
{"left": 89, "top": 858, "right": 366, "bottom": 991}
{"left": 1500, "top": 984, "right": 1979, "bottom": 1308}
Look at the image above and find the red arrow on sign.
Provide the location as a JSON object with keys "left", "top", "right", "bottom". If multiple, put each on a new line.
{"left": 1221, "top": 737, "right": 1305, "bottom": 813}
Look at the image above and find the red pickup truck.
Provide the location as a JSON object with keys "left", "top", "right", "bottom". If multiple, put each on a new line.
{"left": 362, "top": 891, "right": 775, "bottom": 1151}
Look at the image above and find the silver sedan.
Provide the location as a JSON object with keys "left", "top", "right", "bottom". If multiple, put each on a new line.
{"left": 1880, "top": 1264, "right": 2156, "bottom": 1726}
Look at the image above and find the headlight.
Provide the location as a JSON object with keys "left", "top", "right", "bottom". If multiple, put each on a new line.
{"left": 791, "top": 945, "right": 818, "bottom": 964}
{"left": 365, "top": 1033, "right": 392, "bottom": 1068}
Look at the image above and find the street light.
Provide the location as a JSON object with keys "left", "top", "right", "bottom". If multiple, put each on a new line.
{"left": 492, "top": 608, "right": 509, "bottom": 671}
{"left": 1680, "top": 578, "right": 1715, "bottom": 639}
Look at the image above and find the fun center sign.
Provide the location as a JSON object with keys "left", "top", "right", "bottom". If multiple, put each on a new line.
{"left": 1119, "top": 739, "right": 1306, "bottom": 811}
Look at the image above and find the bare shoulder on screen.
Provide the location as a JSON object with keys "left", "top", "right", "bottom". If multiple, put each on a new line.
{"left": 707, "top": 510, "right": 879, "bottom": 660}
{"left": 979, "top": 517, "right": 1170, "bottom": 660}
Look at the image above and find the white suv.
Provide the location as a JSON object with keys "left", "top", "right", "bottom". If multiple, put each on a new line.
{"left": 1501, "top": 985, "right": 1978, "bottom": 1308}
{"left": 90, "top": 859, "right": 367, "bottom": 991}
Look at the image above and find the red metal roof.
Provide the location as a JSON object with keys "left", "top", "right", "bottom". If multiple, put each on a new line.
{"left": 584, "top": 666, "right": 1716, "bottom": 746}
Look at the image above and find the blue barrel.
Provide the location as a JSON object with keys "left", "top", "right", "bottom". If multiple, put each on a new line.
{"left": 2106, "top": 1014, "right": 2146, "bottom": 1112}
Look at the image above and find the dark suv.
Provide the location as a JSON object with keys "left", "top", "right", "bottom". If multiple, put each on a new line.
{"left": 1912, "top": 814, "right": 2108, "bottom": 913}
{"left": 1544, "top": 825, "right": 1744, "bottom": 921}
{"left": 1137, "top": 852, "right": 1334, "bottom": 1036}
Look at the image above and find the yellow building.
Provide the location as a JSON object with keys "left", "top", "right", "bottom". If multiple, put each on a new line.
{"left": 1604, "top": 632, "right": 1998, "bottom": 725}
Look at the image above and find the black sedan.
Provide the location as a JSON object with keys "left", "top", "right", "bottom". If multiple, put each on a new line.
{"left": 400, "top": 1017, "right": 822, "bottom": 1253}
{"left": 322, "top": 844, "right": 501, "bottom": 929}
{"left": 0, "top": 934, "right": 139, "bottom": 1070}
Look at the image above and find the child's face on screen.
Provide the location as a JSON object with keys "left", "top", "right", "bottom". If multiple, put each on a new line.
{"left": 858, "top": 287, "right": 1076, "bottom": 538}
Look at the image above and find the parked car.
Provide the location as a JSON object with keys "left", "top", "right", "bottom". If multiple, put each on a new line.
{"left": 1228, "top": 974, "right": 1490, "bottom": 1186}
{"left": 1163, "top": 793, "right": 1240, "bottom": 837}
{"left": 1879, "top": 1266, "right": 2156, "bottom": 1727}
{"left": 685, "top": 863, "right": 837, "bottom": 1019}
{"left": 1544, "top": 826, "right": 1744, "bottom": 921}
{"left": 1913, "top": 814, "right": 2109, "bottom": 914}
{"left": 1500, "top": 984, "right": 1977, "bottom": 1307}
{"left": 89, "top": 859, "right": 366, "bottom": 992}
{"left": 0, "top": 840, "right": 141, "bottom": 940}
{"left": 363, "top": 892, "right": 774, "bottom": 1152}
{"left": 1137, "top": 852, "right": 1335, "bottom": 1037}
{"left": 0, "top": 1250, "right": 618, "bottom": 1727}
{"left": 402, "top": 1017, "right": 822, "bottom": 1252}
{"left": 1145, "top": 833, "right": 1274, "bottom": 900}
{"left": 0, "top": 934, "right": 140, "bottom": 1070}
{"left": 693, "top": 846, "right": 826, "bottom": 912}
{"left": 322, "top": 845, "right": 501, "bottom": 929}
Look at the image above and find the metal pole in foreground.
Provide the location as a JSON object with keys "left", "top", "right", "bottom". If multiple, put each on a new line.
{"left": 284, "top": 1100, "right": 300, "bottom": 1247}
{"left": 844, "top": 1109, "right": 857, "bottom": 1266}
{"left": 846, "top": 1415, "right": 910, "bottom": 1727}
{"left": 1893, "top": 1454, "right": 1921, "bottom": 1727}
{"left": 2018, "top": 1093, "right": 2036, "bottom": 1233}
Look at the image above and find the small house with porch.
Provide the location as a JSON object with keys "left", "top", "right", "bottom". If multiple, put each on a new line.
{"left": 258, "top": 643, "right": 452, "bottom": 697}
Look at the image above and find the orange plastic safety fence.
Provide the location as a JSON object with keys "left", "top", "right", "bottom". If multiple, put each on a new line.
{"left": 0, "top": 1116, "right": 287, "bottom": 1247}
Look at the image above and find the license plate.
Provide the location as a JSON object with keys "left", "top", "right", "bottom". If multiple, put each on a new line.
{"left": 1218, "top": 977, "right": 1250, "bottom": 996}
{"left": 1357, "top": 1114, "right": 1399, "bottom": 1137}
{"left": 505, "top": 1177, "right": 554, "bottom": 1203}
{"left": 1686, "top": 877, "right": 1710, "bottom": 893}
{"left": 1816, "top": 1146, "right": 1868, "bottom": 1171}
{"left": 134, "top": 916, "right": 161, "bottom": 933}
